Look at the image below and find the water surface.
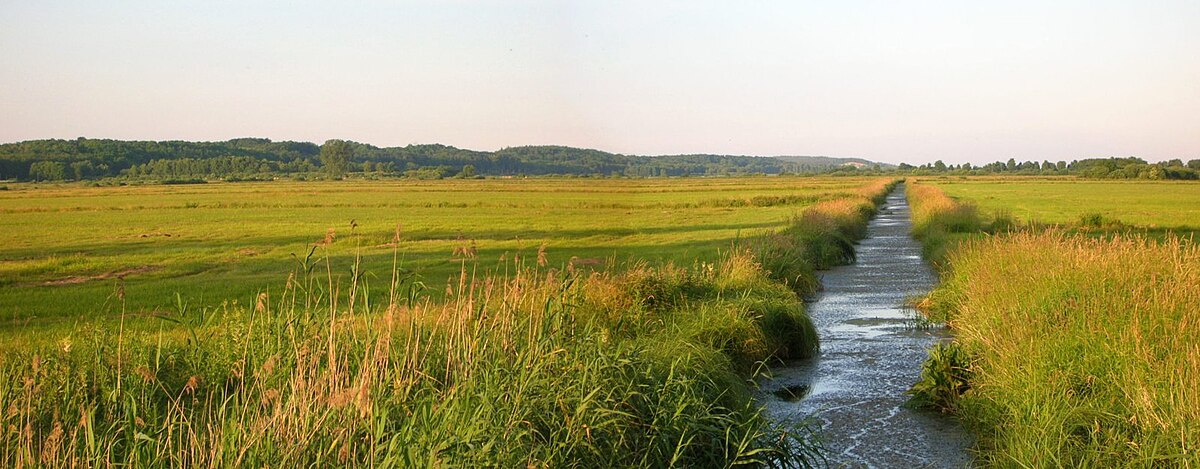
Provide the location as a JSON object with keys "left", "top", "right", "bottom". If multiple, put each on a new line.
{"left": 763, "top": 184, "right": 972, "bottom": 468}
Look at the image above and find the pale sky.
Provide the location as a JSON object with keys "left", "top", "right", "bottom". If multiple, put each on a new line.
{"left": 2, "top": 1, "right": 1197, "bottom": 165}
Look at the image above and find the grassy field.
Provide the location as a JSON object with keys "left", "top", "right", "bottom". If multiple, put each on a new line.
{"left": 921, "top": 176, "right": 1200, "bottom": 229}
{"left": 908, "top": 179, "right": 1200, "bottom": 467}
{"left": 0, "top": 176, "right": 894, "bottom": 466}
{"left": 0, "top": 177, "right": 869, "bottom": 330}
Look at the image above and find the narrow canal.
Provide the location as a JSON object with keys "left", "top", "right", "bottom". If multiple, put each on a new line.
{"left": 763, "top": 184, "right": 972, "bottom": 467}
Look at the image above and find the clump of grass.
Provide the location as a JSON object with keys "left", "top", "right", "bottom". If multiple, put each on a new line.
{"left": 988, "top": 208, "right": 1018, "bottom": 233}
{"left": 906, "top": 341, "right": 972, "bottom": 412}
{"left": 1076, "top": 212, "right": 1125, "bottom": 229}
{"left": 920, "top": 231, "right": 1200, "bottom": 466}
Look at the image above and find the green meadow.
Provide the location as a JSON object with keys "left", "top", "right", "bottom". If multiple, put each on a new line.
{"left": 908, "top": 178, "right": 1200, "bottom": 467}
{"left": 0, "top": 176, "right": 894, "bottom": 466}
{"left": 923, "top": 176, "right": 1200, "bottom": 229}
{"left": 0, "top": 177, "right": 868, "bottom": 330}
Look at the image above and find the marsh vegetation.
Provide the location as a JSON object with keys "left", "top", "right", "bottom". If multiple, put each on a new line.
{"left": 0, "top": 177, "right": 893, "bottom": 466}
{"left": 907, "top": 179, "right": 1199, "bottom": 466}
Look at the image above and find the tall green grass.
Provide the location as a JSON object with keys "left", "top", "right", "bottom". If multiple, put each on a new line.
{"left": 0, "top": 251, "right": 811, "bottom": 466}
{"left": 757, "top": 179, "right": 895, "bottom": 296}
{"left": 906, "top": 181, "right": 983, "bottom": 267}
{"left": 926, "top": 232, "right": 1199, "bottom": 467}
{"left": 0, "top": 180, "right": 897, "bottom": 467}
{"left": 908, "top": 181, "right": 1200, "bottom": 467}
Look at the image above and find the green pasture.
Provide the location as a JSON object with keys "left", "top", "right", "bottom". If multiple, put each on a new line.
{"left": 0, "top": 177, "right": 870, "bottom": 330}
{"left": 924, "top": 177, "right": 1200, "bottom": 229}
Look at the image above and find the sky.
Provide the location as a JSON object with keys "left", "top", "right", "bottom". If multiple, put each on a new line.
{"left": 1, "top": 1, "right": 1197, "bottom": 165}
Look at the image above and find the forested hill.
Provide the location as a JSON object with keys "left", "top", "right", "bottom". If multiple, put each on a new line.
{"left": 0, "top": 138, "right": 885, "bottom": 181}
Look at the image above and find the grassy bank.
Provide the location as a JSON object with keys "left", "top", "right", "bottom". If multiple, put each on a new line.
{"left": 0, "top": 180, "right": 895, "bottom": 466}
{"left": 906, "top": 182, "right": 985, "bottom": 268}
{"left": 907, "top": 181, "right": 1200, "bottom": 466}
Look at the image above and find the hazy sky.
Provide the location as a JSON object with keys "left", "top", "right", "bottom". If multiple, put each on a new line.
{"left": 2, "top": 1, "right": 1197, "bottom": 164}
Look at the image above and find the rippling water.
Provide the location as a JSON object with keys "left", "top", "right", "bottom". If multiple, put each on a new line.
{"left": 762, "top": 184, "right": 973, "bottom": 468}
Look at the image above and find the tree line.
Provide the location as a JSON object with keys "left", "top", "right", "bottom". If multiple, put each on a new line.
{"left": 899, "top": 156, "right": 1200, "bottom": 180}
{"left": 0, "top": 138, "right": 872, "bottom": 181}
{"left": 1, "top": 137, "right": 1195, "bottom": 182}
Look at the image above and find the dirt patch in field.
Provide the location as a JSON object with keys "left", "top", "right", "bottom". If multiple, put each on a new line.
{"left": 39, "top": 265, "right": 160, "bottom": 286}
{"left": 135, "top": 232, "right": 173, "bottom": 238}
{"left": 236, "top": 248, "right": 261, "bottom": 257}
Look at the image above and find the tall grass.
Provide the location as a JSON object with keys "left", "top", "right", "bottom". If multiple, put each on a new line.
{"left": 0, "top": 250, "right": 816, "bottom": 467}
{"left": 926, "top": 232, "right": 1199, "bottom": 467}
{"left": 909, "top": 181, "right": 1200, "bottom": 466}
{"left": 906, "top": 182, "right": 982, "bottom": 266}
{"left": 0, "top": 179, "right": 898, "bottom": 467}
{"left": 756, "top": 179, "right": 897, "bottom": 296}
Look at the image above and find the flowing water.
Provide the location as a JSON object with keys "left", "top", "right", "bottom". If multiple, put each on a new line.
{"left": 762, "top": 184, "right": 972, "bottom": 468}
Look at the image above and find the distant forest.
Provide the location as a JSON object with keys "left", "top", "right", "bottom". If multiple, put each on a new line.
{"left": 0, "top": 138, "right": 879, "bottom": 181}
{"left": 0, "top": 137, "right": 1197, "bottom": 182}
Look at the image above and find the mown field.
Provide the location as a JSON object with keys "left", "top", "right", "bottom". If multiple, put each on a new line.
{"left": 0, "top": 177, "right": 868, "bottom": 333}
{"left": 908, "top": 178, "right": 1200, "bottom": 467}
{"left": 922, "top": 176, "right": 1200, "bottom": 230}
{"left": 0, "top": 176, "right": 893, "bottom": 467}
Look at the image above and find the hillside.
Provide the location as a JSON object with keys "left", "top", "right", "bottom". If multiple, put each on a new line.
{"left": 0, "top": 138, "right": 886, "bottom": 181}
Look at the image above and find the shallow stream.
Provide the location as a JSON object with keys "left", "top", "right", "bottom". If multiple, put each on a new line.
{"left": 762, "top": 184, "right": 972, "bottom": 467}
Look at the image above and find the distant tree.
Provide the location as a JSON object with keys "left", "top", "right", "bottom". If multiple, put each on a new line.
{"left": 933, "top": 160, "right": 947, "bottom": 172}
{"left": 457, "top": 164, "right": 476, "bottom": 178}
{"left": 319, "top": 140, "right": 352, "bottom": 177}
{"left": 1189, "top": 159, "right": 1200, "bottom": 170}
{"left": 1006, "top": 158, "right": 1017, "bottom": 171}
{"left": 29, "top": 161, "right": 67, "bottom": 181}
{"left": 69, "top": 160, "right": 95, "bottom": 180}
